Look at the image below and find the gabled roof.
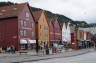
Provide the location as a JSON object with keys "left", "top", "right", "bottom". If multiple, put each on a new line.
{"left": 0, "top": 3, "right": 28, "bottom": 19}
{"left": 51, "top": 17, "right": 58, "bottom": 25}
{"left": 51, "top": 17, "right": 62, "bottom": 30}
{"left": 45, "top": 17, "right": 52, "bottom": 24}
{"left": 32, "top": 10, "right": 43, "bottom": 22}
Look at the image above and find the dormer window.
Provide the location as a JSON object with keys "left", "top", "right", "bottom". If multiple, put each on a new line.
{"left": 12, "top": 8, "right": 17, "bottom": 10}
{"left": 1, "top": 10, "right": 6, "bottom": 12}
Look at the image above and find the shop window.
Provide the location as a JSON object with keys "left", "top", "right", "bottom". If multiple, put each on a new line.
{"left": 20, "top": 44, "right": 27, "bottom": 50}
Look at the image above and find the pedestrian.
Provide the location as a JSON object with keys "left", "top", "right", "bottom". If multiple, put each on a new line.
{"left": 11, "top": 46, "right": 15, "bottom": 54}
{"left": 45, "top": 44, "right": 49, "bottom": 55}
{"left": 6, "top": 46, "right": 11, "bottom": 53}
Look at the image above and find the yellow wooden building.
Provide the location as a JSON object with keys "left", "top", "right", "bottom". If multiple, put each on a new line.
{"left": 32, "top": 10, "right": 49, "bottom": 48}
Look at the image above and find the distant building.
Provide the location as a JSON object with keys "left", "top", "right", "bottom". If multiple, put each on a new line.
{"left": 76, "top": 27, "right": 94, "bottom": 49}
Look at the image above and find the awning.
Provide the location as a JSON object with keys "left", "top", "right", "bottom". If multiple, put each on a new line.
{"left": 28, "top": 40, "right": 36, "bottom": 44}
{"left": 20, "top": 39, "right": 27, "bottom": 44}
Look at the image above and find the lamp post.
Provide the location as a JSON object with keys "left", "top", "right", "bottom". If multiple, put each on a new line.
{"left": 36, "top": 37, "right": 38, "bottom": 54}
{"left": 73, "top": 24, "right": 79, "bottom": 49}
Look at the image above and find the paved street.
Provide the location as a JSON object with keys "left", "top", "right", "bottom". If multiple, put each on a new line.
{"left": 23, "top": 51, "right": 96, "bottom": 63}
{"left": 0, "top": 48, "right": 94, "bottom": 63}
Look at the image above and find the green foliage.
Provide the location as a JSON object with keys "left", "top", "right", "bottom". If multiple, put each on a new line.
{"left": 45, "top": 11, "right": 56, "bottom": 18}
{"left": 0, "top": 1, "right": 14, "bottom": 7}
{"left": 72, "top": 21, "right": 90, "bottom": 28}
{"left": 31, "top": 7, "right": 41, "bottom": 11}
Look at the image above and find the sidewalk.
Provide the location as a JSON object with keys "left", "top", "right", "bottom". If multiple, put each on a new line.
{"left": 0, "top": 48, "right": 95, "bottom": 63}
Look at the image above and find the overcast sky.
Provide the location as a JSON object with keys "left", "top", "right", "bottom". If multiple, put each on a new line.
{"left": 0, "top": 0, "right": 96, "bottom": 23}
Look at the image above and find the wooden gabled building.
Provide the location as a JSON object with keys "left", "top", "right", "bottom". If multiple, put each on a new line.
{"left": 46, "top": 18, "right": 55, "bottom": 47}
{"left": 51, "top": 18, "right": 62, "bottom": 44}
{"left": 0, "top": 3, "right": 36, "bottom": 51}
{"left": 32, "top": 10, "right": 50, "bottom": 48}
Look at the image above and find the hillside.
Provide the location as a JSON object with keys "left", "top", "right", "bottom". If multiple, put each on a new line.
{"left": 0, "top": 2, "right": 90, "bottom": 28}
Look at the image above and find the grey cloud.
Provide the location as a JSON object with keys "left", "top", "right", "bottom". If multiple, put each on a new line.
{"left": 1, "top": 0, "right": 96, "bottom": 23}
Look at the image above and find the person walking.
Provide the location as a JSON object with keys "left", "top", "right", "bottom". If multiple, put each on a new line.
{"left": 11, "top": 46, "right": 16, "bottom": 54}
{"left": 6, "top": 46, "right": 11, "bottom": 53}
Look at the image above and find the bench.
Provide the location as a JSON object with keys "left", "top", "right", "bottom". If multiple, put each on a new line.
{"left": 19, "top": 51, "right": 28, "bottom": 54}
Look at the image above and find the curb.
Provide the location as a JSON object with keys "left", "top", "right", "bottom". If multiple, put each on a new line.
{"left": 12, "top": 49, "right": 92, "bottom": 63}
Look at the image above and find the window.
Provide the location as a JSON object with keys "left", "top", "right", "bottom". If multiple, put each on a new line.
{"left": 44, "top": 26, "right": 48, "bottom": 30}
{"left": 24, "top": 30, "right": 27, "bottom": 36}
{"left": 0, "top": 13, "right": 3, "bottom": 15}
{"left": 20, "top": 20, "right": 23, "bottom": 26}
{"left": 42, "top": 26, "right": 44, "bottom": 29}
{"left": 40, "top": 32, "right": 42, "bottom": 37}
{"left": 31, "top": 23, "right": 34, "bottom": 28}
{"left": 20, "top": 30, "right": 27, "bottom": 36}
{"left": 26, "top": 12, "right": 29, "bottom": 18}
{"left": 32, "top": 31, "right": 34, "bottom": 36}
{"left": 24, "top": 21, "right": 27, "bottom": 27}
{"left": 20, "top": 30, "right": 23, "bottom": 36}
{"left": 44, "top": 33, "right": 48, "bottom": 38}
{"left": 20, "top": 44, "right": 26, "bottom": 50}
{"left": 40, "top": 25, "right": 42, "bottom": 29}
{"left": 50, "top": 34, "right": 53, "bottom": 38}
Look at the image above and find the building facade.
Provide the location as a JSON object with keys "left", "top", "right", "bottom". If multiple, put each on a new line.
{"left": 0, "top": 3, "right": 36, "bottom": 51}
{"left": 32, "top": 10, "right": 49, "bottom": 48}
{"left": 52, "top": 18, "right": 62, "bottom": 44}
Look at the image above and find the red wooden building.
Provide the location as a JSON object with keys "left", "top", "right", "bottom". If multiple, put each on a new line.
{"left": 51, "top": 18, "right": 62, "bottom": 44}
{"left": 0, "top": 3, "right": 36, "bottom": 51}
{"left": 47, "top": 18, "right": 55, "bottom": 47}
